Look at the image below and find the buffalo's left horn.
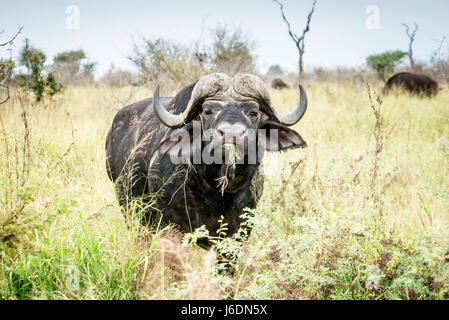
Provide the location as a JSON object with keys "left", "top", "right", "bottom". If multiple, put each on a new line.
{"left": 276, "top": 84, "right": 308, "bottom": 126}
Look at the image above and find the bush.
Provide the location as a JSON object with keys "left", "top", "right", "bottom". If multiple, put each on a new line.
{"left": 52, "top": 50, "right": 96, "bottom": 85}
{"left": 267, "top": 64, "right": 284, "bottom": 77}
{"left": 129, "top": 38, "right": 203, "bottom": 89}
{"left": 100, "top": 65, "right": 138, "bottom": 87}
{"left": 17, "top": 40, "right": 64, "bottom": 102}
{"left": 429, "top": 43, "right": 449, "bottom": 88}
{"left": 366, "top": 50, "right": 407, "bottom": 82}
{"left": 310, "top": 66, "right": 377, "bottom": 85}
{"left": 208, "top": 25, "right": 257, "bottom": 76}
{"left": 129, "top": 26, "right": 257, "bottom": 89}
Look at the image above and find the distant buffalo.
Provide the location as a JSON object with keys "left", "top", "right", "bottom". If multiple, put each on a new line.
{"left": 271, "top": 77, "right": 288, "bottom": 89}
{"left": 383, "top": 72, "right": 439, "bottom": 97}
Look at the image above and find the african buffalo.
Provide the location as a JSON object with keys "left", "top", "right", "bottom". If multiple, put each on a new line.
{"left": 105, "top": 73, "right": 308, "bottom": 247}
{"left": 271, "top": 77, "right": 288, "bottom": 89}
{"left": 383, "top": 72, "right": 439, "bottom": 96}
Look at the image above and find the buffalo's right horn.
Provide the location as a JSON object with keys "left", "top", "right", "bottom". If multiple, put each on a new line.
{"left": 153, "top": 84, "right": 188, "bottom": 128}
{"left": 153, "top": 73, "right": 230, "bottom": 128}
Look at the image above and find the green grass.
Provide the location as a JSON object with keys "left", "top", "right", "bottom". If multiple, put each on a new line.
{"left": 1, "top": 82, "right": 449, "bottom": 299}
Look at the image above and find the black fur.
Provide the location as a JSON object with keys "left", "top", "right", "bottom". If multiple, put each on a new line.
{"left": 383, "top": 72, "right": 439, "bottom": 97}
{"left": 271, "top": 77, "right": 288, "bottom": 89}
{"left": 105, "top": 80, "right": 306, "bottom": 248}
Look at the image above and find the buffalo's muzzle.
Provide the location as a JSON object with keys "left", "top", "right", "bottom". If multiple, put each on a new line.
{"left": 216, "top": 121, "right": 248, "bottom": 144}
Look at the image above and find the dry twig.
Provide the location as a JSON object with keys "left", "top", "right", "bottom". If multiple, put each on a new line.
{"left": 366, "top": 83, "right": 384, "bottom": 216}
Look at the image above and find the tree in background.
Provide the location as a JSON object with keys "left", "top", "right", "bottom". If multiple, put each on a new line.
{"left": 209, "top": 25, "right": 256, "bottom": 75}
{"left": 430, "top": 37, "right": 449, "bottom": 90}
{"left": 18, "top": 39, "right": 63, "bottom": 102}
{"left": 129, "top": 26, "right": 257, "bottom": 88}
{"left": 100, "top": 63, "right": 138, "bottom": 87}
{"left": 19, "top": 39, "right": 46, "bottom": 93}
{"left": 129, "top": 38, "right": 201, "bottom": 87}
{"left": 273, "top": 0, "right": 317, "bottom": 83}
{"left": 366, "top": 50, "right": 407, "bottom": 82}
{"left": 267, "top": 64, "right": 285, "bottom": 77}
{"left": 52, "top": 49, "right": 96, "bottom": 85}
{"left": 402, "top": 22, "right": 418, "bottom": 70}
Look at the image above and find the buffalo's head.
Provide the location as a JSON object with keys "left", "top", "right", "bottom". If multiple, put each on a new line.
{"left": 153, "top": 73, "right": 308, "bottom": 192}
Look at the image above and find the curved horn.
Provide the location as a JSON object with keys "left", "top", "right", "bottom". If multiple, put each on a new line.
{"left": 153, "top": 84, "right": 189, "bottom": 128}
{"left": 232, "top": 74, "right": 307, "bottom": 127}
{"left": 153, "top": 74, "right": 231, "bottom": 128}
{"left": 277, "top": 84, "right": 308, "bottom": 126}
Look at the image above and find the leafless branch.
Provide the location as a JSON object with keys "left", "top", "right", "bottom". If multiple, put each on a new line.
{"left": 300, "top": 0, "right": 317, "bottom": 51}
{"left": 402, "top": 22, "right": 418, "bottom": 69}
{"left": 0, "top": 82, "right": 10, "bottom": 105}
{"left": 434, "top": 36, "right": 449, "bottom": 96}
{"left": 273, "top": 0, "right": 300, "bottom": 46}
{"left": 365, "top": 82, "right": 384, "bottom": 217}
{"left": 0, "top": 26, "right": 23, "bottom": 105}
{"left": 0, "top": 25, "right": 23, "bottom": 47}
{"left": 273, "top": 0, "right": 317, "bottom": 82}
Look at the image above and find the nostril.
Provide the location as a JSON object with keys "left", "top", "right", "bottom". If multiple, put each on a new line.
{"left": 216, "top": 123, "right": 247, "bottom": 141}
{"left": 233, "top": 124, "right": 247, "bottom": 138}
{"left": 234, "top": 127, "right": 247, "bottom": 138}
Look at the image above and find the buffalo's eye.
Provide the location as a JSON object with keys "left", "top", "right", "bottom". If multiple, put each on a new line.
{"left": 249, "top": 111, "right": 259, "bottom": 118}
{"left": 204, "top": 109, "right": 213, "bottom": 116}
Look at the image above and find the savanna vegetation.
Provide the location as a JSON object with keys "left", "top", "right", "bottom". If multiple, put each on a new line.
{"left": 1, "top": 79, "right": 448, "bottom": 299}
{"left": 1, "top": 15, "right": 449, "bottom": 300}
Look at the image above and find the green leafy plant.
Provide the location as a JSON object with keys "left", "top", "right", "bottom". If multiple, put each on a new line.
{"left": 18, "top": 40, "right": 64, "bottom": 102}
{"left": 366, "top": 50, "right": 407, "bottom": 82}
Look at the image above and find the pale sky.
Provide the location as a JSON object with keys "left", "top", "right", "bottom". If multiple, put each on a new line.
{"left": 1, "top": 0, "right": 448, "bottom": 77}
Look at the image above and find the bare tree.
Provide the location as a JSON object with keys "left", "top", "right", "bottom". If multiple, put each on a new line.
{"left": 402, "top": 22, "right": 418, "bottom": 70}
{"left": 273, "top": 0, "right": 317, "bottom": 83}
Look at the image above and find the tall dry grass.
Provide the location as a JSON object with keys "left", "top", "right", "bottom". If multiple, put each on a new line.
{"left": 0, "top": 82, "right": 448, "bottom": 299}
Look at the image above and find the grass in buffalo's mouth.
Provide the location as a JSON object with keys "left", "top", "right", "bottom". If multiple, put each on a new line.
{"left": 215, "top": 143, "right": 238, "bottom": 195}
{"left": 0, "top": 83, "right": 449, "bottom": 300}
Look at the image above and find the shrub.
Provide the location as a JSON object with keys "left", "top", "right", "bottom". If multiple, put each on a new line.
{"left": 129, "top": 26, "right": 257, "bottom": 89}
{"left": 52, "top": 50, "right": 96, "bottom": 85}
{"left": 100, "top": 65, "right": 138, "bottom": 87}
{"left": 129, "top": 38, "right": 202, "bottom": 89}
{"left": 366, "top": 50, "right": 407, "bottom": 82}
{"left": 17, "top": 40, "right": 64, "bottom": 102}
{"left": 208, "top": 25, "right": 257, "bottom": 76}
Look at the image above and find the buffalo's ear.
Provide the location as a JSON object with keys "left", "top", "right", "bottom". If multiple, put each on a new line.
{"left": 158, "top": 123, "right": 195, "bottom": 156}
{"left": 158, "top": 123, "right": 202, "bottom": 162}
{"left": 159, "top": 132, "right": 188, "bottom": 155}
{"left": 259, "top": 120, "right": 307, "bottom": 152}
